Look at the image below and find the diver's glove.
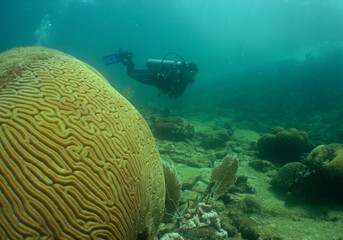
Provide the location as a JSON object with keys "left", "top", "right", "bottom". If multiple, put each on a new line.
{"left": 103, "top": 49, "right": 133, "bottom": 65}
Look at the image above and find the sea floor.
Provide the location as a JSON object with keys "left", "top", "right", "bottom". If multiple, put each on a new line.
{"left": 141, "top": 107, "right": 343, "bottom": 240}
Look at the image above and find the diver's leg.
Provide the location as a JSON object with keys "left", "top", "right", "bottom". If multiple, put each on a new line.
{"left": 123, "top": 57, "right": 153, "bottom": 85}
{"left": 128, "top": 68, "right": 153, "bottom": 85}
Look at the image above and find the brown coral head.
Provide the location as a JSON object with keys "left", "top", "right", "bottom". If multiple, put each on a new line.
{"left": 257, "top": 127, "right": 310, "bottom": 163}
{"left": 154, "top": 117, "right": 194, "bottom": 141}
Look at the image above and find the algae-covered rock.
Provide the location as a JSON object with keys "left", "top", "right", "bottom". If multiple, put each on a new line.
{"left": 200, "top": 129, "right": 231, "bottom": 150}
{"left": 201, "top": 136, "right": 227, "bottom": 149}
{"left": 239, "top": 196, "right": 263, "bottom": 214}
{"left": 230, "top": 175, "right": 256, "bottom": 194}
{"left": 215, "top": 150, "right": 229, "bottom": 159}
{"left": 271, "top": 162, "right": 310, "bottom": 191}
{"left": 200, "top": 129, "right": 232, "bottom": 150}
{"left": 174, "top": 164, "right": 211, "bottom": 189}
{"left": 158, "top": 140, "right": 215, "bottom": 168}
{"left": 153, "top": 117, "right": 194, "bottom": 141}
{"left": 231, "top": 215, "right": 260, "bottom": 240}
{"left": 232, "top": 129, "right": 260, "bottom": 143}
{"left": 271, "top": 160, "right": 343, "bottom": 203}
{"left": 257, "top": 126, "right": 310, "bottom": 163}
{"left": 249, "top": 159, "right": 275, "bottom": 173}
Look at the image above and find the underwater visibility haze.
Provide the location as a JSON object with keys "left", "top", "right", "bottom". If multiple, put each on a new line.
{"left": 0, "top": 0, "right": 343, "bottom": 239}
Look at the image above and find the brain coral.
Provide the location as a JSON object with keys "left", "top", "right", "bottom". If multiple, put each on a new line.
{"left": 0, "top": 47, "right": 165, "bottom": 240}
{"left": 305, "top": 143, "right": 343, "bottom": 179}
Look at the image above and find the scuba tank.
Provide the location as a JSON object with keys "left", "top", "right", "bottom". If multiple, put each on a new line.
{"left": 146, "top": 59, "right": 185, "bottom": 72}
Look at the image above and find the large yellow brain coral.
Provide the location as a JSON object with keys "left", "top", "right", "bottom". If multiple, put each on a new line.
{"left": 0, "top": 46, "right": 165, "bottom": 240}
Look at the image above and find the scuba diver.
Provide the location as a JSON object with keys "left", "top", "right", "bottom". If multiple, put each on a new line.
{"left": 103, "top": 49, "right": 199, "bottom": 98}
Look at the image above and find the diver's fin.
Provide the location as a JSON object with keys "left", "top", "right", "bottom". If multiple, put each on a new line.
{"left": 103, "top": 48, "right": 132, "bottom": 65}
{"left": 102, "top": 54, "right": 121, "bottom": 65}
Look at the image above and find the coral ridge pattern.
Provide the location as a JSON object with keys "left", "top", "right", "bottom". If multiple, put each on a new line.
{"left": 0, "top": 46, "right": 165, "bottom": 240}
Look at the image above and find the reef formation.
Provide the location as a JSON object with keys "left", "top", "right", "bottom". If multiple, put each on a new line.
{"left": 0, "top": 46, "right": 165, "bottom": 240}
{"left": 257, "top": 126, "right": 310, "bottom": 163}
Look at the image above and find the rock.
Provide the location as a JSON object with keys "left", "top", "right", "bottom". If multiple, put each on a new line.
{"left": 180, "top": 190, "right": 199, "bottom": 205}
{"left": 154, "top": 118, "right": 194, "bottom": 141}
{"left": 271, "top": 162, "right": 310, "bottom": 191}
{"left": 249, "top": 160, "right": 275, "bottom": 173}
{"left": 232, "top": 129, "right": 260, "bottom": 143}
{"left": 191, "top": 180, "right": 209, "bottom": 193}
{"left": 231, "top": 214, "right": 260, "bottom": 240}
{"left": 159, "top": 232, "right": 185, "bottom": 240}
{"left": 230, "top": 176, "right": 256, "bottom": 194}
{"left": 174, "top": 164, "right": 211, "bottom": 189}
{"left": 215, "top": 150, "right": 229, "bottom": 159}
{"left": 239, "top": 196, "right": 262, "bottom": 214}
{"left": 201, "top": 136, "right": 227, "bottom": 149}
{"left": 200, "top": 129, "right": 232, "bottom": 150}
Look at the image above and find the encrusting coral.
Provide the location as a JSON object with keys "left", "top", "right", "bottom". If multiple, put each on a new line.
{"left": 0, "top": 47, "right": 165, "bottom": 240}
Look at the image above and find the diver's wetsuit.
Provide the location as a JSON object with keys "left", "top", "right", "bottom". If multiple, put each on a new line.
{"left": 124, "top": 57, "right": 152, "bottom": 84}
{"left": 123, "top": 56, "right": 190, "bottom": 98}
